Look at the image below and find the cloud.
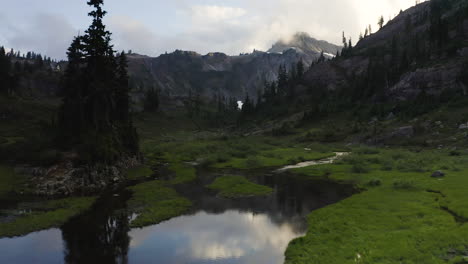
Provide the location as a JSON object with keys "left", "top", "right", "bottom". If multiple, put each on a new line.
{"left": 128, "top": 210, "right": 303, "bottom": 263}
{"left": 1, "top": 0, "right": 419, "bottom": 59}
{"left": 4, "top": 13, "right": 77, "bottom": 59}
{"left": 189, "top": 5, "right": 247, "bottom": 22}
{"left": 108, "top": 15, "right": 160, "bottom": 54}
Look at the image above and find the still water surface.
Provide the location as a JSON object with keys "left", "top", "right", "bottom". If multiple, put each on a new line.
{"left": 0, "top": 170, "right": 354, "bottom": 264}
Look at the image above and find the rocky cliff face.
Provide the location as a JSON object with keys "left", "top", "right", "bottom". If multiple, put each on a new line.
{"left": 303, "top": 0, "right": 468, "bottom": 102}
{"left": 126, "top": 34, "right": 341, "bottom": 107}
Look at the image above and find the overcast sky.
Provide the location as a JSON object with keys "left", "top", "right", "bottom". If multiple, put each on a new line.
{"left": 0, "top": 0, "right": 418, "bottom": 60}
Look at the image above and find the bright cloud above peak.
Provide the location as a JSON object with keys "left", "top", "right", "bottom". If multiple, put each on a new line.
{"left": 0, "top": 0, "right": 419, "bottom": 59}
{"left": 190, "top": 5, "right": 247, "bottom": 21}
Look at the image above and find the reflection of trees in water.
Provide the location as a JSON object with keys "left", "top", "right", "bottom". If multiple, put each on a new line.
{"left": 61, "top": 195, "right": 131, "bottom": 264}
{"left": 186, "top": 172, "right": 355, "bottom": 234}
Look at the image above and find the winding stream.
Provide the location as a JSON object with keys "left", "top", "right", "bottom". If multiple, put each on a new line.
{"left": 0, "top": 167, "right": 354, "bottom": 264}
{"left": 277, "top": 152, "right": 349, "bottom": 171}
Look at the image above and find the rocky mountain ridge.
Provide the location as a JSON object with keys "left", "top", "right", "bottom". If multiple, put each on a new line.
{"left": 126, "top": 33, "right": 341, "bottom": 108}
{"left": 303, "top": 0, "right": 468, "bottom": 103}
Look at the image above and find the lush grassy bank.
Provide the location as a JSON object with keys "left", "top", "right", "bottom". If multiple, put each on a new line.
{"left": 0, "top": 197, "right": 96, "bottom": 238}
{"left": 127, "top": 180, "right": 192, "bottom": 228}
{"left": 207, "top": 175, "right": 273, "bottom": 198}
{"left": 0, "top": 166, "right": 20, "bottom": 198}
{"left": 285, "top": 148, "right": 468, "bottom": 264}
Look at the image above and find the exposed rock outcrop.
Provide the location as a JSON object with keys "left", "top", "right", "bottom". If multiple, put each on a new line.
{"left": 15, "top": 156, "right": 141, "bottom": 197}
{"left": 303, "top": 0, "right": 468, "bottom": 102}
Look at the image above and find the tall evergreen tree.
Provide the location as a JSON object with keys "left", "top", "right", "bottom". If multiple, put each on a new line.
{"left": 342, "top": 32, "right": 348, "bottom": 49}
{"left": 296, "top": 59, "right": 305, "bottom": 80}
{"left": 277, "top": 64, "right": 288, "bottom": 96}
{"left": 115, "top": 51, "right": 130, "bottom": 121}
{"left": 0, "top": 47, "right": 12, "bottom": 95}
{"left": 378, "top": 16, "right": 385, "bottom": 29}
{"left": 144, "top": 86, "right": 160, "bottom": 112}
{"left": 57, "top": 0, "right": 139, "bottom": 163}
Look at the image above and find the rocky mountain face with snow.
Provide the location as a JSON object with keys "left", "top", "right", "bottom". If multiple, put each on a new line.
{"left": 125, "top": 33, "right": 341, "bottom": 108}
{"left": 268, "top": 32, "right": 341, "bottom": 60}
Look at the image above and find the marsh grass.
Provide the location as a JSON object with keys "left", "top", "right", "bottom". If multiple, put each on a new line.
{"left": 127, "top": 180, "right": 191, "bottom": 228}
{"left": 0, "top": 197, "right": 96, "bottom": 238}
{"left": 286, "top": 148, "right": 468, "bottom": 263}
{"left": 126, "top": 166, "right": 154, "bottom": 180}
{"left": 207, "top": 175, "right": 273, "bottom": 198}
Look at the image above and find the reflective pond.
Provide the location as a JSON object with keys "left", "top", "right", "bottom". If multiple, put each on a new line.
{"left": 0, "top": 170, "right": 354, "bottom": 264}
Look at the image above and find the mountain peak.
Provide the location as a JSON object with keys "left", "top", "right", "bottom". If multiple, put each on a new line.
{"left": 268, "top": 32, "right": 341, "bottom": 60}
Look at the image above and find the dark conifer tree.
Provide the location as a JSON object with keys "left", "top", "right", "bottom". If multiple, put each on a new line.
{"left": 241, "top": 93, "right": 254, "bottom": 115}
{"left": 316, "top": 51, "right": 326, "bottom": 64}
{"left": 144, "top": 86, "right": 159, "bottom": 112}
{"left": 296, "top": 59, "right": 305, "bottom": 80}
{"left": 277, "top": 65, "right": 288, "bottom": 96}
{"left": 378, "top": 16, "right": 385, "bottom": 29}
{"left": 57, "top": 0, "right": 139, "bottom": 163}
{"left": 115, "top": 51, "right": 130, "bottom": 121}
{"left": 0, "top": 47, "right": 12, "bottom": 94}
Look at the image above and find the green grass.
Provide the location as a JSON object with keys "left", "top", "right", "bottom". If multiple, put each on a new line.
{"left": 168, "top": 162, "right": 197, "bottom": 185}
{"left": 285, "top": 148, "right": 468, "bottom": 264}
{"left": 0, "top": 165, "right": 28, "bottom": 198}
{"left": 207, "top": 175, "right": 273, "bottom": 198}
{"left": 0, "top": 165, "right": 17, "bottom": 197}
{"left": 127, "top": 180, "right": 192, "bottom": 228}
{"left": 0, "top": 197, "right": 96, "bottom": 238}
{"left": 126, "top": 166, "right": 153, "bottom": 180}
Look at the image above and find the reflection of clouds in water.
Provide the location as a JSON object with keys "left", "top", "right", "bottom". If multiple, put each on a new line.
{"left": 0, "top": 228, "right": 63, "bottom": 263}
{"left": 129, "top": 210, "right": 304, "bottom": 264}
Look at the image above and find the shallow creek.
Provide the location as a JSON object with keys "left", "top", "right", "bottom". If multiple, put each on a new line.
{"left": 277, "top": 152, "right": 350, "bottom": 171}
{"left": 0, "top": 164, "right": 354, "bottom": 264}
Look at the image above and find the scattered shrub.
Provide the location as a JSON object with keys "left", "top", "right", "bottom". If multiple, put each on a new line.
{"left": 393, "top": 180, "right": 416, "bottom": 190}
{"left": 368, "top": 178, "right": 382, "bottom": 187}
{"left": 381, "top": 162, "right": 393, "bottom": 171}
{"left": 245, "top": 157, "right": 262, "bottom": 168}
{"left": 272, "top": 123, "right": 295, "bottom": 136}
{"left": 351, "top": 162, "right": 369, "bottom": 173}
{"left": 356, "top": 147, "right": 380, "bottom": 155}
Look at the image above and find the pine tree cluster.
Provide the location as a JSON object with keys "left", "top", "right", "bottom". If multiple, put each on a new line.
{"left": 0, "top": 46, "right": 57, "bottom": 96}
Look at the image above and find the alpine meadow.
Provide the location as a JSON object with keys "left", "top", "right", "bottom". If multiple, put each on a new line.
{"left": 1, "top": 0, "right": 468, "bottom": 263}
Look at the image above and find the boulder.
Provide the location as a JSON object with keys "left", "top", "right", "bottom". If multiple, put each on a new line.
{"left": 459, "top": 123, "right": 468, "bottom": 129}
{"left": 394, "top": 126, "right": 414, "bottom": 138}
{"left": 431, "top": 170, "right": 445, "bottom": 178}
